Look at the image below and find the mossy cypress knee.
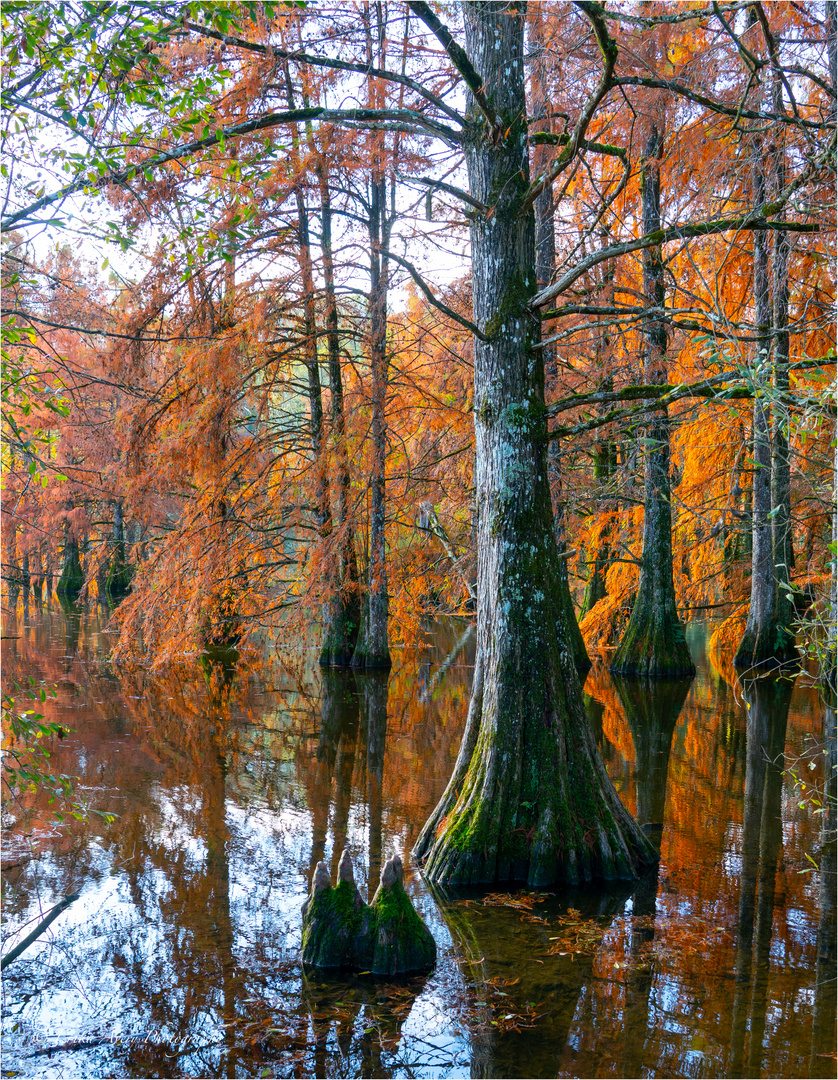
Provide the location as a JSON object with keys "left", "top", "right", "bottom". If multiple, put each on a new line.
{"left": 301, "top": 850, "right": 435, "bottom": 974}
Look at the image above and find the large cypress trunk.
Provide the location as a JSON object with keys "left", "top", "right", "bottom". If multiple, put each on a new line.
{"left": 414, "top": 4, "right": 656, "bottom": 887}
{"left": 611, "top": 123, "right": 694, "bottom": 680}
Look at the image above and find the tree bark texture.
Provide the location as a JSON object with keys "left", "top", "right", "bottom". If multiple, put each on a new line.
{"left": 414, "top": 4, "right": 656, "bottom": 887}
{"left": 611, "top": 125, "right": 694, "bottom": 679}
{"left": 734, "top": 114, "right": 797, "bottom": 671}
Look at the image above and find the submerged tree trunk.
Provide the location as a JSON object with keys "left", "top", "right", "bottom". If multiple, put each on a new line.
{"left": 530, "top": 3, "right": 589, "bottom": 673}
{"left": 353, "top": 4, "right": 391, "bottom": 671}
{"left": 56, "top": 516, "right": 84, "bottom": 602}
{"left": 611, "top": 123, "right": 694, "bottom": 680}
{"left": 734, "top": 100, "right": 797, "bottom": 671}
{"left": 614, "top": 677, "right": 690, "bottom": 846}
{"left": 105, "top": 498, "right": 132, "bottom": 601}
{"left": 728, "top": 674, "right": 791, "bottom": 1076}
{"left": 414, "top": 5, "right": 656, "bottom": 887}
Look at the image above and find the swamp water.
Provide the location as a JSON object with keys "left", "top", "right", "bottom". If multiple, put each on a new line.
{"left": 1, "top": 607, "right": 835, "bottom": 1079}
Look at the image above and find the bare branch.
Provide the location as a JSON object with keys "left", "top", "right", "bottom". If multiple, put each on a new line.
{"left": 2, "top": 106, "right": 462, "bottom": 232}
{"left": 179, "top": 18, "right": 467, "bottom": 127}
{"left": 381, "top": 248, "right": 487, "bottom": 341}
{"left": 406, "top": 1, "right": 499, "bottom": 130}
{"left": 522, "top": 1, "right": 619, "bottom": 212}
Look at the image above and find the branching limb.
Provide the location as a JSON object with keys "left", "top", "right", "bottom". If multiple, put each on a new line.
{"left": 531, "top": 205, "right": 821, "bottom": 310}
{"left": 521, "top": 1, "right": 619, "bottom": 213}
{"left": 396, "top": 172, "right": 488, "bottom": 213}
{"left": 613, "top": 75, "right": 829, "bottom": 129}
{"left": 406, "top": 1, "right": 499, "bottom": 130}
{"left": 179, "top": 18, "right": 468, "bottom": 127}
{"left": 546, "top": 359, "right": 836, "bottom": 441}
{"left": 381, "top": 248, "right": 487, "bottom": 341}
{"left": 2, "top": 106, "right": 462, "bottom": 232}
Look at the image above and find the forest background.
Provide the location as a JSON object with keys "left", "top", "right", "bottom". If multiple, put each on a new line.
{"left": 1, "top": 1, "right": 835, "bottom": 837}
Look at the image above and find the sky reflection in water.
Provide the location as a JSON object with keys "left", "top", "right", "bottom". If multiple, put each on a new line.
{"left": 1, "top": 607, "right": 835, "bottom": 1079}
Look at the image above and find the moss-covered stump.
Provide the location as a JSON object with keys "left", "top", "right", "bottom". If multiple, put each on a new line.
{"left": 301, "top": 850, "right": 435, "bottom": 974}
{"left": 302, "top": 854, "right": 370, "bottom": 968}
{"left": 366, "top": 854, "right": 436, "bottom": 976}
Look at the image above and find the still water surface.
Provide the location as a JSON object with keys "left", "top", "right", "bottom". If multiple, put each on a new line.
{"left": 1, "top": 607, "right": 835, "bottom": 1078}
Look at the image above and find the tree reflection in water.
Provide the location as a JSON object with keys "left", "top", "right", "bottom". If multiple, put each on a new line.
{"left": 613, "top": 676, "right": 691, "bottom": 1079}
{"left": 727, "top": 674, "right": 792, "bottom": 1077}
{"left": 810, "top": 699, "right": 836, "bottom": 1079}
{"left": 0, "top": 607, "right": 834, "bottom": 1078}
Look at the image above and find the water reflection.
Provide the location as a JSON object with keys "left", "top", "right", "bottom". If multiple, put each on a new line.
{"left": 0, "top": 607, "right": 833, "bottom": 1079}
{"left": 614, "top": 678, "right": 690, "bottom": 1078}
{"left": 811, "top": 699, "right": 837, "bottom": 1079}
{"left": 727, "top": 675, "right": 792, "bottom": 1077}
{"left": 435, "top": 883, "right": 635, "bottom": 1080}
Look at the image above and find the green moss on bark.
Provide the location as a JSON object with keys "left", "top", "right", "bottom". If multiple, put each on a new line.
{"left": 301, "top": 854, "right": 435, "bottom": 975}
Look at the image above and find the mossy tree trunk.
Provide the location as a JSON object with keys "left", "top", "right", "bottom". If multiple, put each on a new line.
{"left": 611, "top": 123, "right": 694, "bottom": 680}
{"left": 531, "top": 3, "right": 589, "bottom": 673}
{"left": 414, "top": 5, "right": 656, "bottom": 887}
{"left": 353, "top": 4, "right": 391, "bottom": 671}
{"left": 734, "top": 101, "right": 797, "bottom": 672}
{"left": 105, "top": 498, "right": 133, "bottom": 601}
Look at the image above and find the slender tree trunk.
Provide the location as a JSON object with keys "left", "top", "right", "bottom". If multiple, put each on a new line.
{"left": 317, "top": 161, "right": 361, "bottom": 666}
{"left": 4, "top": 519, "right": 21, "bottom": 606}
{"left": 822, "top": 0, "right": 837, "bottom": 694}
{"left": 359, "top": 671, "right": 388, "bottom": 898}
{"left": 580, "top": 378, "right": 617, "bottom": 618}
{"left": 530, "top": 4, "right": 589, "bottom": 673}
{"left": 414, "top": 5, "right": 655, "bottom": 887}
{"left": 611, "top": 123, "right": 694, "bottom": 679}
{"left": 770, "top": 73, "right": 797, "bottom": 647}
{"left": 580, "top": 236, "right": 618, "bottom": 620}
{"left": 106, "top": 498, "right": 132, "bottom": 600}
{"left": 353, "top": 3, "right": 391, "bottom": 670}
{"left": 734, "top": 93, "right": 797, "bottom": 671}
{"left": 285, "top": 72, "right": 332, "bottom": 543}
